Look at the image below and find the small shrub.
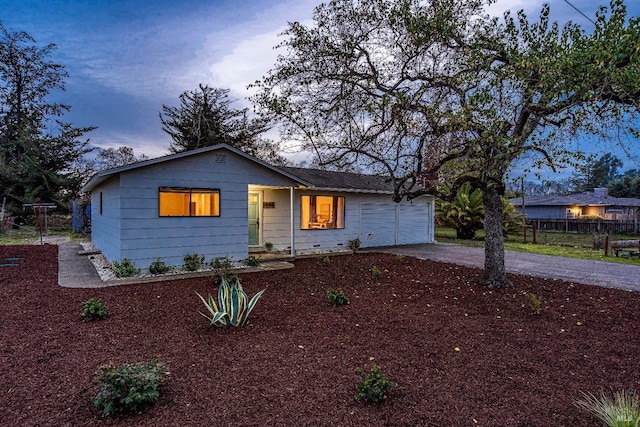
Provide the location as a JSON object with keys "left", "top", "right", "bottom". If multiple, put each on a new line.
{"left": 210, "top": 256, "right": 235, "bottom": 281}
{"left": 196, "top": 275, "right": 265, "bottom": 327}
{"left": 371, "top": 265, "right": 381, "bottom": 279}
{"left": 148, "top": 258, "right": 170, "bottom": 275}
{"left": 323, "top": 256, "right": 330, "bottom": 267}
{"left": 327, "top": 288, "right": 349, "bottom": 306}
{"left": 183, "top": 252, "right": 205, "bottom": 271}
{"left": 355, "top": 365, "right": 397, "bottom": 404}
{"left": 93, "top": 359, "right": 169, "bottom": 416}
{"left": 581, "top": 214, "right": 604, "bottom": 220}
{"left": 243, "top": 255, "right": 262, "bottom": 267}
{"left": 210, "top": 256, "right": 234, "bottom": 269}
{"left": 81, "top": 298, "right": 108, "bottom": 321}
{"left": 348, "top": 237, "right": 361, "bottom": 254}
{"left": 526, "top": 292, "right": 542, "bottom": 315}
{"left": 576, "top": 390, "right": 640, "bottom": 427}
{"left": 396, "top": 255, "right": 405, "bottom": 262}
{"left": 112, "top": 258, "right": 141, "bottom": 278}
{"left": 264, "top": 241, "right": 274, "bottom": 251}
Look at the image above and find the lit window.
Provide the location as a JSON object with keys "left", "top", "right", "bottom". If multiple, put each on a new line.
{"left": 159, "top": 187, "right": 220, "bottom": 217}
{"left": 301, "top": 195, "right": 344, "bottom": 229}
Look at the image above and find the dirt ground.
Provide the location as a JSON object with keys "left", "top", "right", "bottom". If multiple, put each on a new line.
{"left": 1, "top": 244, "right": 638, "bottom": 426}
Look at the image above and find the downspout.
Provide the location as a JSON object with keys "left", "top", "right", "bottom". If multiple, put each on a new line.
{"left": 290, "top": 186, "right": 296, "bottom": 258}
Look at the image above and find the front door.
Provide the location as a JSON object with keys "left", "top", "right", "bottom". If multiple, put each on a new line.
{"left": 248, "top": 192, "right": 260, "bottom": 246}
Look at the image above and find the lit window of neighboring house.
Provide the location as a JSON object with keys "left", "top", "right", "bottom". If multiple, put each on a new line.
{"left": 301, "top": 195, "right": 345, "bottom": 229}
{"left": 159, "top": 187, "right": 220, "bottom": 217}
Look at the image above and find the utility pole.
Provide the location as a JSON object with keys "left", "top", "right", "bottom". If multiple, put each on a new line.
{"left": 521, "top": 177, "right": 527, "bottom": 243}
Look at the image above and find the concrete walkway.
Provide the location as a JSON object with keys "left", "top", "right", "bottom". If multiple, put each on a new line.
{"left": 57, "top": 241, "right": 294, "bottom": 288}
{"left": 55, "top": 236, "right": 640, "bottom": 291}
{"left": 58, "top": 241, "right": 103, "bottom": 288}
{"left": 374, "top": 243, "right": 640, "bottom": 292}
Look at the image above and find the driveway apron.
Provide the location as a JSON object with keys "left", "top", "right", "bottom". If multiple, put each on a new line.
{"left": 374, "top": 243, "right": 640, "bottom": 292}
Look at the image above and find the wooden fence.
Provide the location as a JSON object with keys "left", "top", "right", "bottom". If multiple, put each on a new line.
{"left": 534, "top": 219, "right": 638, "bottom": 235}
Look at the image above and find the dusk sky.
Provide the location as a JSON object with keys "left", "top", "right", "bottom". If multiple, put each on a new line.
{"left": 1, "top": 0, "right": 639, "bottom": 173}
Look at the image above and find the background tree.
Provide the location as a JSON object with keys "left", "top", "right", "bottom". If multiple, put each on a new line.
{"left": 93, "top": 146, "right": 148, "bottom": 170}
{"left": 608, "top": 169, "right": 640, "bottom": 197}
{"left": 508, "top": 178, "right": 569, "bottom": 196}
{"left": 569, "top": 153, "right": 623, "bottom": 193}
{"left": 70, "top": 146, "right": 149, "bottom": 191}
{"left": 160, "top": 84, "right": 287, "bottom": 165}
{"left": 0, "top": 23, "right": 94, "bottom": 214}
{"left": 254, "top": 0, "right": 640, "bottom": 287}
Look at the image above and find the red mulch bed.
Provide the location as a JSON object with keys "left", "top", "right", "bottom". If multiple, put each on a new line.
{"left": 1, "top": 244, "right": 638, "bottom": 426}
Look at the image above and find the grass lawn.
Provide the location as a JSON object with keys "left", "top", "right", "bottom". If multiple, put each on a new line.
{"left": 435, "top": 226, "right": 640, "bottom": 265}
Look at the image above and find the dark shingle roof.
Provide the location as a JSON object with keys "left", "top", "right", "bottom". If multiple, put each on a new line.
{"left": 282, "top": 167, "right": 394, "bottom": 193}
{"left": 509, "top": 192, "right": 640, "bottom": 207}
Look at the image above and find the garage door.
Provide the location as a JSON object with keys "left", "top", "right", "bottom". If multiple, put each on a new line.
{"left": 361, "top": 201, "right": 430, "bottom": 247}
{"left": 360, "top": 204, "right": 396, "bottom": 247}
{"left": 397, "top": 202, "right": 429, "bottom": 245}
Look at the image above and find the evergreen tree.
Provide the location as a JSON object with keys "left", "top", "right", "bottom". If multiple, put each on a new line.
{"left": 0, "top": 23, "right": 94, "bottom": 214}
{"left": 570, "top": 153, "right": 623, "bottom": 192}
{"left": 608, "top": 169, "right": 640, "bottom": 198}
{"left": 159, "top": 84, "right": 286, "bottom": 165}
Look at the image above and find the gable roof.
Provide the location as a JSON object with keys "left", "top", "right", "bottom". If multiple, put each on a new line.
{"left": 80, "top": 143, "right": 408, "bottom": 195}
{"left": 80, "top": 144, "right": 311, "bottom": 193}
{"left": 510, "top": 192, "right": 640, "bottom": 208}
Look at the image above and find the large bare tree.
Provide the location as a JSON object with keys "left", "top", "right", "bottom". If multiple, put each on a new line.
{"left": 253, "top": 0, "right": 640, "bottom": 287}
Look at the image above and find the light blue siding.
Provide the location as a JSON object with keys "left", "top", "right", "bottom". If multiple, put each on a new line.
{"left": 260, "top": 189, "right": 293, "bottom": 252}
{"left": 89, "top": 146, "right": 435, "bottom": 270}
{"left": 522, "top": 206, "right": 569, "bottom": 219}
{"left": 285, "top": 191, "right": 434, "bottom": 254}
{"left": 90, "top": 176, "right": 121, "bottom": 262}
{"left": 91, "top": 149, "right": 299, "bottom": 269}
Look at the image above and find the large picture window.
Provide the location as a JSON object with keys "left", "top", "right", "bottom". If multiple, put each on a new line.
{"left": 159, "top": 187, "right": 220, "bottom": 217}
{"left": 301, "top": 195, "right": 344, "bottom": 229}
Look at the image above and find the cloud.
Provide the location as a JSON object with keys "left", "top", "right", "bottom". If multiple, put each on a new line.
{"left": 171, "top": 0, "right": 318, "bottom": 103}
{"left": 205, "top": 29, "right": 285, "bottom": 101}
{"left": 68, "top": 0, "right": 319, "bottom": 104}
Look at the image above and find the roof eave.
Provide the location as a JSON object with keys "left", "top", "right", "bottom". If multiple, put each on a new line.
{"left": 309, "top": 187, "right": 394, "bottom": 194}
{"left": 80, "top": 143, "right": 312, "bottom": 193}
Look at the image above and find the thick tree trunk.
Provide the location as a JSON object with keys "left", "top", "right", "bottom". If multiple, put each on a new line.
{"left": 482, "top": 186, "right": 511, "bottom": 288}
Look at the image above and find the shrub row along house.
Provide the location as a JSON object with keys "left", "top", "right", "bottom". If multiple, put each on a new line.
{"left": 81, "top": 144, "right": 435, "bottom": 270}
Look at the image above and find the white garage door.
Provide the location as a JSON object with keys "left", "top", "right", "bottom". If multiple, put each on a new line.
{"left": 360, "top": 204, "right": 397, "bottom": 247}
{"left": 397, "top": 202, "right": 429, "bottom": 245}
{"left": 361, "top": 200, "right": 430, "bottom": 247}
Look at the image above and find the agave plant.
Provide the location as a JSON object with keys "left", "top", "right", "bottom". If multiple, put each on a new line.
{"left": 196, "top": 275, "right": 265, "bottom": 327}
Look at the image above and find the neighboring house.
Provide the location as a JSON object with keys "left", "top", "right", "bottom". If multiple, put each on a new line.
{"left": 509, "top": 188, "right": 640, "bottom": 220}
{"left": 80, "top": 144, "right": 435, "bottom": 270}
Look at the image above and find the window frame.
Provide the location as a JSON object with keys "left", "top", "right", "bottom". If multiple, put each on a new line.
{"left": 158, "top": 187, "right": 221, "bottom": 217}
{"left": 300, "top": 195, "right": 345, "bottom": 230}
